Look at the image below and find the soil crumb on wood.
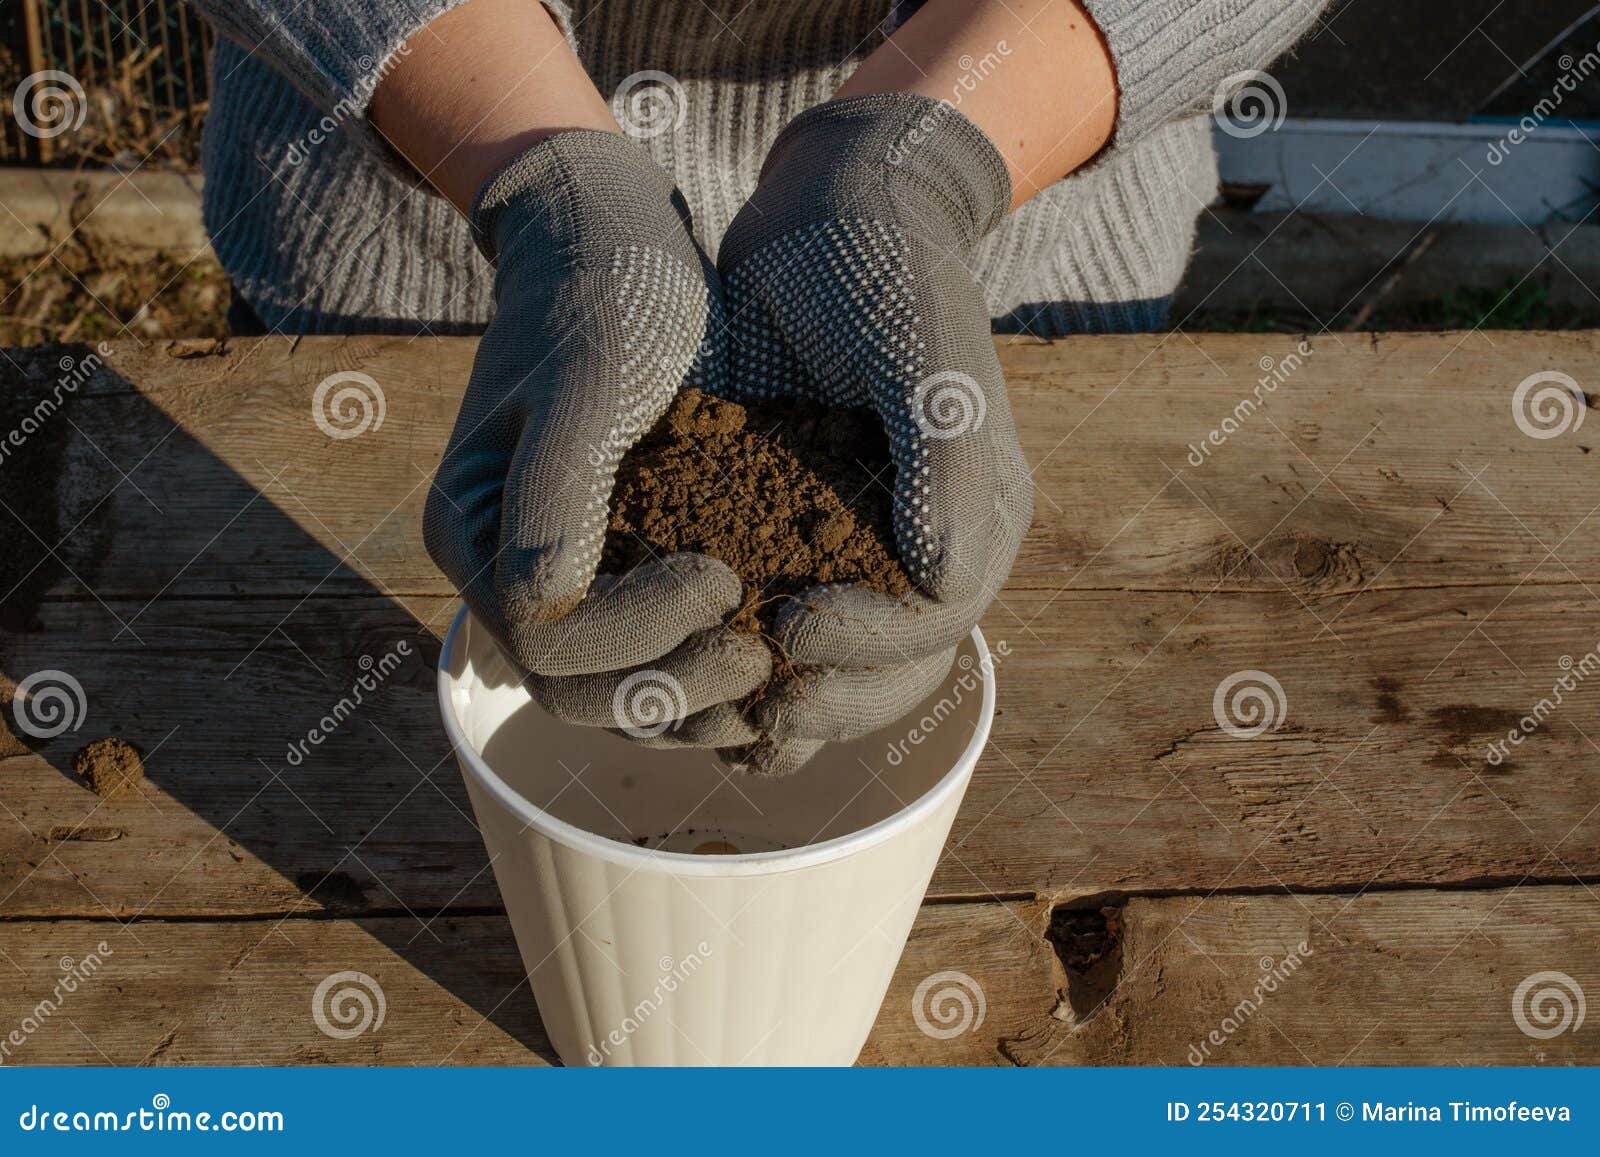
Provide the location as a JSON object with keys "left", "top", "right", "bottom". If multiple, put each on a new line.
{"left": 603, "top": 389, "right": 911, "bottom": 636}
{"left": 73, "top": 737, "right": 145, "bottom": 798}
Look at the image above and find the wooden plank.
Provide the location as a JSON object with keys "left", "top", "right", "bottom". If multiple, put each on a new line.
{"left": 0, "top": 902, "right": 1052, "bottom": 1066}
{"left": 1000, "top": 330, "right": 1600, "bottom": 594}
{"left": 3, "top": 580, "right": 1599, "bottom": 917}
{"left": 2, "top": 887, "right": 1591, "bottom": 1066}
{"left": 0, "top": 169, "right": 210, "bottom": 260}
{"left": 2, "top": 332, "right": 1598, "bottom": 917}
{"left": 0, "top": 596, "right": 470, "bottom": 919}
{"left": 0, "top": 337, "right": 456, "bottom": 620}
{"left": 861, "top": 900, "right": 1057, "bottom": 1067}
{"left": 1005, "top": 887, "right": 1600, "bottom": 1066}
{"left": 3, "top": 332, "right": 1599, "bottom": 613}
{"left": 0, "top": 914, "right": 550, "bottom": 1066}
{"left": 946, "top": 583, "right": 1600, "bottom": 903}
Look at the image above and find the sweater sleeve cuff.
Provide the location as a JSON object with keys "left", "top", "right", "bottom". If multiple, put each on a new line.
{"left": 1080, "top": 0, "right": 1328, "bottom": 148}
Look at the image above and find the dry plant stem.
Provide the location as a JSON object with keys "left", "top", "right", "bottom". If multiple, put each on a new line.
{"left": 369, "top": 0, "right": 621, "bottom": 213}
{"left": 837, "top": 0, "right": 1118, "bottom": 209}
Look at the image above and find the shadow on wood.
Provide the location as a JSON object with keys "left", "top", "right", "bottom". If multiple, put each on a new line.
{"left": 0, "top": 342, "right": 555, "bottom": 1064}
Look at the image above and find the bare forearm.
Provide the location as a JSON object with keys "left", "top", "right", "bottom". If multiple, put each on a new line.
{"left": 369, "top": 0, "right": 619, "bottom": 213}
{"left": 837, "top": 0, "right": 1117, "bottom": 210}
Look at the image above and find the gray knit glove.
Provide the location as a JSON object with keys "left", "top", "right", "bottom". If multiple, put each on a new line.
{"left": 424, "top": 132, "right": 770, "bottom": 727}
{"left": 712, "top": 94, "right": 1034, "bottom": 774}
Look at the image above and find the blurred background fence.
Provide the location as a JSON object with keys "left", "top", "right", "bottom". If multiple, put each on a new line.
{"left": 1, "top": 0, "right": 211, "bottom": 167}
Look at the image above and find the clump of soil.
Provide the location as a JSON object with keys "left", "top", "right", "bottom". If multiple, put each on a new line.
{"left": 603, "top": 389, "right": 912, "bottom": 639}
{"left": 73, "top": 737, "right": 145, "bottom": 798}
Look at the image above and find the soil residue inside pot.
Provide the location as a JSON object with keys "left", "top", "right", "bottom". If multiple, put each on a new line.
{"left": 603, "top": 389, "right": 912, "bottom": 639}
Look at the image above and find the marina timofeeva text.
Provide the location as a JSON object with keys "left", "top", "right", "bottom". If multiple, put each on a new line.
{"left": 1165, "top": 1101, "right": 1574, "bottom": 1124}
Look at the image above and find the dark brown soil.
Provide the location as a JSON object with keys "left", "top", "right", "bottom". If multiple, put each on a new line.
{"left": 73, "top": 737, "right": 145, "bottom": 798}
{"left": 603, "top": 389, "right": 911, "bottom": 639}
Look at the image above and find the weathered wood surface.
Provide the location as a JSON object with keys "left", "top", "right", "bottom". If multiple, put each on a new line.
{"left": 3, "top": 584, "right": 1599, "bottom": 917}
{"left": 2, "top": 333, "right": 1596, "bottom": 1067}
{"left": 1003, "top": 887, "right": 1600, "bottom": 1067}
{"left": 5, "top": 333, "right": 1600, "bottom": 601}
{"left": 3, "top": 335, "right": 1598, "bottom": 920}
{"left": 2, "top": 888, "right": 1591, "bottom": 1065}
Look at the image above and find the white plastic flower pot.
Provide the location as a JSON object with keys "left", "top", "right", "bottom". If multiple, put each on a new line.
{"left": 437, "top": 605, "right": 995, "bottom": 1066}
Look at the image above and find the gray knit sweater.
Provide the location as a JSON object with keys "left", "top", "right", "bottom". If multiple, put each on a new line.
{"left": 193, "top": 0, "right": 1324, "bottom": 338}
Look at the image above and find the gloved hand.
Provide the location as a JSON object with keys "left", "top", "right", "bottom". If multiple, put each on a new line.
{"left": 711, "top": 93, "right": 1034, "bottom": 775}
{"left": 424, "top": 131, "right": 771, "bottom": 733}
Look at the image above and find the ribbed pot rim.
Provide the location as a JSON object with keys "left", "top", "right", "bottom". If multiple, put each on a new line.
{"left": 437, "top": 604, "right": 995, "bottom": 877}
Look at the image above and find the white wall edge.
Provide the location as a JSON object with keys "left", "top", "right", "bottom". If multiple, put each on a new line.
{"left": 1213, "top": 117, "right": 1600, "bottom": 226}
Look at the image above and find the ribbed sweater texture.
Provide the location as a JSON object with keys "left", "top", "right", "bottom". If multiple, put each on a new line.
{"left": 192, "top": 0, "right": 1324, "bottom": 337}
